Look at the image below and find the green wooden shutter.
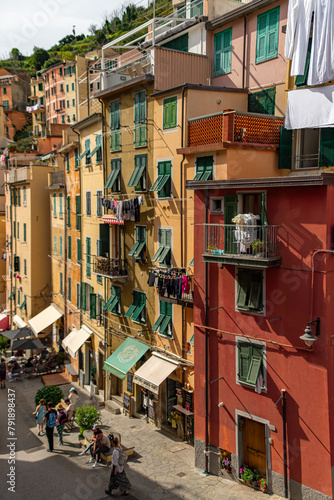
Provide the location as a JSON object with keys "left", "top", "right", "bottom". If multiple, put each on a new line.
{"left": 76, "top": 195, "right": 81, "bottom": 230}
{"left": 278, "top": 126, "right": 293, "bottom": 169}
{"left": 214, "top": 28, "right": 232, "bottom": 76}
{"left": 248, "top": 282, "right": 262, "bottom": 309}
{"left": 124, "top": 292, "right": 139, "bottom": 318}
{"left": 132, "top": 292, "right": 146, "bottom": 322}
{"left": 53, "top": 193, "right": 56, "bottom": 216}
{"left": 59, "top": 236, "right": 63, "bottom": 257}
{"left": 267, "top": 8, "right": 279, "bottom": 59}
{"left": 68, "top": 235, "right": 72, "bottom": 260}
{"left": 237, "top": 269, "right": 250, "bottom": 308}
{"left": 319, "top": 128, "right": 334, "bottom": 167}
{"left": 261, "top": 192, "right": 269, "bottom": 226}
{"left": 86, "top": 237, "right": 91, "bottom": 277}
{"left": 54, "top": 235, "right": 57, "bottom": 254}
{"left": 295, "top": 39, "right": 312, "bottom": 87}
{"left": 81, "top": 282, "right": 86, "bottom": 311}
{"left": 90, "top": 292, "right": 97, "bottom": 319}
{"left": 67, "top": 196, "right": 71, "bottom": 228}
{"left": 246, "top": 354, "right": 262, "bottom": 385}
{"left": 77, "top": 238, "right": 81, "bottom": 262}
{"left": 238, "top": 344, "right": 250, "bottom": 382}
{"left": 256, "top": 13, "right": 268, "bottom": 63}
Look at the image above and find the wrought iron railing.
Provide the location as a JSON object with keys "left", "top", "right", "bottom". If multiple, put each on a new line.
{"left": 202, "top": 224, "right": 281, "bottom": 259}
{"left": 93, "top": 256, "right": 128, "bottom": 278}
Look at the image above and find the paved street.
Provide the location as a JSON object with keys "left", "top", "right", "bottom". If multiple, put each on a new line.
{"left": 0, "top": 376, "right": 283, "bottom": 500}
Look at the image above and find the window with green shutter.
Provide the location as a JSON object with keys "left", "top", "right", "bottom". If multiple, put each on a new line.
{"left": 134, "top": 91, "right": 146, "bottom": 147}
{"left": 129, "top": 226, "right": 146, "bottom": 260}
{"left": 23, "top": 223, "right": 26, "bottom": 243}
{"left": 295, "top": 38, "right": 312, "bottom": 87}
{"left": 24, "top": 259, "right": 27, "bottom": 276}
{"left": 81, "top": 282, "right": 86, "bottom": 311}
{"left": 74, "top": 149, "right": 79, "bottom": 168}
{"left": 319, "top": 129, "right": 334, "bottom": 167}
{"left": 86, "top": 237, "right": 91, "bottom": 277}
{"left": 77, "top": 238, "right": 81, "bottom": 262}
{"left": 237, "top": 342, "right": 264, "bottom": 387}
{"left": 67, "top": 196, "right": 71, "bottom": 227}
{"left": 78, "top": 139, "right": 90, "bottom": 164}
{"left": 97, "top": 190, "right": 103, "bottom": 217}
{"left": 162, "top": 33, "right": 188, "bottom": 52}
{"left": 68, "top": 235, "right": 72, "bottom": 260}
{"left": 256, "top": 7, "right": 280, "bottom": 64}
{"left": 110, "top": 100, "right": 121, "bottom": 151}
{"left": 150, "top": 161, "right": 172, "bottom": 197}
{"left": 248, "top": 87, "right": 276, "bottom": 115}
{"left": 66, "top": 153, "right": 70, "bottom": 172}
{"left": 128, "top": 155, "right": 146, "bottom": 191}
{"left": 54, "top": 235, "right": 57, "bottom": 255}
{"left": 76, "top": 195, "right": 81, "bottom": 230}
{"left": 90, "top": 291, "right": 97, "bottom": 319}
{"left": 59, "top": 236, "right": 63, "bottom": 258}
{"left": 152, "top": 300, "right": 172, "bottom": 337}
{"left": 213, "top": 28, "right": 232, "bottom": 77}
{"left": 89, "top": 135, "right": 102, "bottom": 162}
{"left": 152, "top": 228, "right": 172, "bottom": 266}
{"left": 278, "top": 126, "right": 293, "bottom": 169}
{"left": 193, "top": 156, "right": 213, "bottom": 181}
{"left": 86, "top": 191, "right": 91, "bottom": 216}
{"left": 124, "top": 291, "right": 146, "bottom": 323}
{"left": 105, "top": 159, "right": 121, "bottom": 192}
{"left": 163, "top": 97, "right": 177, "bottom": 130}
{"left": 236, "top": 268, "right": 263, "bottom": 313}
{"left": 59, "top": 193, "right": 63, "bottom": 218}
{"left": 103, "top": 285, "right": 121, "bottom": 315}
{"left": 53, "top": 193, "right": 57, "bottom": 217}
{"left": 60, "top": 272, "right": 63, "bottom": 295}
{"left": 77, "top": 283, "right": 81, "bottom": 309}
{"left": 68, "top": 277, "right": 72, "bottom": 301}
{"left": 13, "top": 222, "right": 16, "bottom": 239}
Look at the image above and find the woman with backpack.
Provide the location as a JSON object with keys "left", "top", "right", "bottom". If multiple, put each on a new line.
{"left": 56, "top": 402, "right": 68, "bottom": 445}
{"left": 32, "top": 399, "right": 47, "bottom": 436}
{"left": 105, "top": 437, "right": 131, "bottom": 496}
{"left": 43, "top": 402, "right": 57, "bottom": 452}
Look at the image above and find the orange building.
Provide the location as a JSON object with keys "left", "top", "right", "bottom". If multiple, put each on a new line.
{"left": 0, "top": 68, "right": 30, "bottom": 140}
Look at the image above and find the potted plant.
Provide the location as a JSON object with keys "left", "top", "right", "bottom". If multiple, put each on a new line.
{"left": 222, "top": 456, "right": 232, "bottom": 472}
{"left": 251, "top": 240, "right": 265, "bottom": 256}
{"left": 207, "top": 244, "right": 213, "bottom": 254}
{"left": 75, "top": 404, "right": 102, "bottom": 438}
{"left": 168, "top": 411, "right": 180, "bottom": 428}
{"left": 240, "top": 465, "right": 254, "bottom": 484}
{"left": 258, "top": 478, "right": 268, "bottom": 493}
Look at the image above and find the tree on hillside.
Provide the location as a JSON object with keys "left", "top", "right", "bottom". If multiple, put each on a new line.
{"left": 30, "top": 47, "right": 49, "bottom": 71}
{"left": 10, "top": 48, "right": 24, "bottom": 61}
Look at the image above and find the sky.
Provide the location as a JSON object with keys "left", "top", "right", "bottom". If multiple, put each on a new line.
{"left": 0, "top": 0, "right": 146, "bottom": 58}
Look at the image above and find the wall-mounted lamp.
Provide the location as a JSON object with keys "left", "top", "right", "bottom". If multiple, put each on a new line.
{"left": 299, "top": 317, "right": 320, "bottom": 346}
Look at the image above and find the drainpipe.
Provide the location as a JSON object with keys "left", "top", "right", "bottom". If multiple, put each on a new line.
{"left": 242, "top": 15, "right": 247, "bottom": 89}
{"left": 180, "top": 86, "right": 186, "bottom": 399}
{"left": 204, "top": 188, "right": 209, "bottom": 474}
{"left": 282, "top": 389, "right": 288, "bottom": 498}
{"left": 59, "top": 154, "right": 67, "bottom": 344}
{"left": 9, "top": 184, "right": 13, "bottom": 325}
{"left": 98, "top": 97, "right": 107, "bottom": 402}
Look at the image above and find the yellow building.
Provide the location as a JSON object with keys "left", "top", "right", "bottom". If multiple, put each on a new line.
{"left": 5, "top": 161, "right": 61, "bottom": 338}
{"left": 70, "top": 113, "right": 105, "bottom": 393}
{"left": 64, "top": 56, "right": 89, "bottom": 124}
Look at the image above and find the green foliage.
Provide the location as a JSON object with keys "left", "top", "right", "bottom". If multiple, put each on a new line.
{"left": 75, "top": 404, "right": 102, "bottom": 437}
{"left": 56, "top": 351, "right": 65, "bottom": 365}
{"left": 30, "top": 47, "right": 49, "bottom": 71}
{"left": 35, "top": 385, "right": 64, "bottom": 407}
{"left": 15, "top": 136, "right": 36, "bottom": 153}
{"left": 0, "top": 335, "right": 9, "bottom": 355}
{"left": 10, "top": 48, "right": 24, "bottom": 61}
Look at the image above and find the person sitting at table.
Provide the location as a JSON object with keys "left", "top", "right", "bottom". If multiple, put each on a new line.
{"left": 8, "top": 361, "right": 21, "bottom": 381}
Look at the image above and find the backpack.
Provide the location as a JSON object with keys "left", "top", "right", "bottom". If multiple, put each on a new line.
{"left": 58, "top": 410, "right": 68, "bottom": 425}
{"left": 47, "top": 411, "right": 57, "bottom": 428}
{"left": 118, "top": 447, "right": 128, "bottom": 467}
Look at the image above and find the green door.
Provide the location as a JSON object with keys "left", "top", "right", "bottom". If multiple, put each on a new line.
{"left": 224, "top": 194, "right": 238, "bottom": 254}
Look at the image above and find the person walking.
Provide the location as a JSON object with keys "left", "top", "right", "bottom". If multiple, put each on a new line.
{"left": 33, "top": 399, "right": 47, "bottom": 435}
{"left": 0, "top": 358, "right": 7, "bottom": 389}
{"left": 68, "top": 387, "right": 78, "bottom": 406}
{"left": 43, "top": 402, "right": 57, "bottom": 452}
{"left": 56, "top": 403, "right": 67, "bottom": 445}
{"left": 105, "top": 437, "right": 131, "bottom": 496}
{"left": 91, "top": 429, "right": 111, "bottom": 467}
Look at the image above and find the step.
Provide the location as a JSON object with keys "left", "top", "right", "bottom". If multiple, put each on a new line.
{"left": 98, "top": 389, "right": 105, "bottom": 399}
{"left": 105, "top": 399, "right": 122, "bottom": 415}
{"left": 92, "top": 393, "right": 105, "bottom": 407}
{"left": 111, "top": 394, "right": 123, "bottom": 406}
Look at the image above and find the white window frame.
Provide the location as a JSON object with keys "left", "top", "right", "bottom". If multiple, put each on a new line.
{"left": 210, "top": 197, "right": 224, "bottom": 214}
{"left": 293, "top": 129, "right": 320, "bottom": 170}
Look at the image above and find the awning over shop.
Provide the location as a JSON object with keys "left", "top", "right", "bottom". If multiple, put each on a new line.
{"left": 103, "top": 337, "right": 149, "bottom": 380}
{"left": 13, "top": 315, "right": 27, "bottom": 328}
{"left": 28, "top": 304, "right": 63, "bottom": 336}
{"left": 101, "top": 214, "right": 124, "bottom": 226}
{"left": 133, "top": 352, "right": 179, "bottom": 395}
{"left": 62, "top": 325, "right": 92, "bottom": 359}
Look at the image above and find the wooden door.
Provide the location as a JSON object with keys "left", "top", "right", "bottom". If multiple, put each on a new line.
{"left": 243, "top": 418, "right": 266, "bottom": 475}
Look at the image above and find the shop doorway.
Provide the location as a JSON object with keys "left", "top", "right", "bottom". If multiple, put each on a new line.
{"left": 98, "top": 351, "right": 104, "bottom": 391}
{"left": 241, "top": 417, "right": 266, "bottom": 475}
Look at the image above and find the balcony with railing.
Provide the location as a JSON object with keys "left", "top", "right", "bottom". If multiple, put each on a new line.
{"left": 7, "top": 167, "right": 32, "bottom": 184}
{"left": 93, "top": 256, "right": 128, "bottom": 282}
{"left": 201, "top": 224, "right": 281, "bottom": 268}
{"left": 187, "top": 111, "right": 284, "bottom": 149}
{"left": 47, "top": 170, "right": 64, "bottom": 188}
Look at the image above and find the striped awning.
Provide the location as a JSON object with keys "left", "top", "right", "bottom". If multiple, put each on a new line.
{"left": 101, "top": 214, "right": 124, "bottom": 225}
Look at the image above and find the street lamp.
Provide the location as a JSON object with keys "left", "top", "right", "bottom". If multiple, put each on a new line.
{"left": 299, "top": 317, "right": 320, "bottom": 346}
